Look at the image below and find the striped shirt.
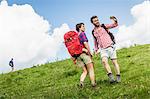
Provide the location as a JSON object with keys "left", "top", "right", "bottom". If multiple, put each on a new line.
{"left": 93, "top": 23, "right": 118, "bottom": 51}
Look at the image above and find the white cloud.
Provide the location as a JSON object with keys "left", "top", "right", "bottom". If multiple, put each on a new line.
{"left": 0, "top": 0, "right": 70, "bottom": 73}
{"left": 116, "top": 0, "right": 150, "bottom": 49}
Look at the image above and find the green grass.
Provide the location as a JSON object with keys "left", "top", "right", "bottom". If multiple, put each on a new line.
{"left": 0, "top": 44, "right": 150, "bottom": 99}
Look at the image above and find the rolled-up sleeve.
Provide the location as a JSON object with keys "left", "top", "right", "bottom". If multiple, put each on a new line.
{"left": 105, "top": 23, "right": 118, "bottom": 29}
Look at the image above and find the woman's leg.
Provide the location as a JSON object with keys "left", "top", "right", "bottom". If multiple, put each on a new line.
{"left": 86, "top": 62, "right": 96, "bottom": 86}
{"left": 80, "top": 66, "right": 88, "bottom": 84}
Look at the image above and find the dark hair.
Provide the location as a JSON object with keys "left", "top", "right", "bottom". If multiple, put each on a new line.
{"left": 90, "top": 16, "right": 98, "bottom": 23}
{"left": 76, "top": 23, "right": 84, "bottom": 32}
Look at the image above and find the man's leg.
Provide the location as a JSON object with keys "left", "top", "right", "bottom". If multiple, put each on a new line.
{"left": 111, "top": 59, "right": 120, "bottom": 75}
{"left": 112, "top": 59, "right": 121, "bottom": 82}
{"left": 102, "top": 57, "right": 112, "bottom": 73}
{"left": 102, "top": 57, "right": 115, "bottom": 83}
{"left": 86, "top": 62, "right": 96, "bottom": 87}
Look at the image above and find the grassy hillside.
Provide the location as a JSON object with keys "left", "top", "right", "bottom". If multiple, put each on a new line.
{"left": 0, "top": 44, "right": 150, "bottom": 99}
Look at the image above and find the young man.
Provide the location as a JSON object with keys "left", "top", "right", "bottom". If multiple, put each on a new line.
{"left": 90, "top": 16, "right": 121, "bottom": 83}
{"left": 9, "top": 58, "right": 14, "bottom": 72}
{"left": 75, "top": 23, "right": 96, "bottom": 87}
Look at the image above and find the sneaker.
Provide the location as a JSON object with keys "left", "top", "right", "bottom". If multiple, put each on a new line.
{"left": 108, "top": 73, "right": 115, "bottom": 84}
{"left": 92, "top": 83, "right": 97, "bottom": 87}
{"left": 116, "top": 74, "right": 121, "bottom": 83}
{"left": 79, "top": 81, "right": 84, "bottom": 88}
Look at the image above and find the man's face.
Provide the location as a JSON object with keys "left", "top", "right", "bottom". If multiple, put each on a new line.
{"left": 92, "top": 18, "right": 100, "bottom": 27}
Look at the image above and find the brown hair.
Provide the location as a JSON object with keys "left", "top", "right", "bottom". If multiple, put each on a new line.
{"left": 90, "top": 16, "right": 98, "bottom": 23}
{"left": 76, "top": 23, "right": 84, "bottom": 32}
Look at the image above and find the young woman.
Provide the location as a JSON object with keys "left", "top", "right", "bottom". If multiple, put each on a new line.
{"left": 75, "top": 23, "right": 96, "bottom": 87}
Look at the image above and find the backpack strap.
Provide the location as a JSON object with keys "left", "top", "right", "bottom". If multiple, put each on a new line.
{"left": 101, "top": 24, "right": 109, "bottom": 33}
{"left": 101, "top": 24, "right": 116, "bottom": 44}
{"left": 92, "top": 29, "right": 96, "bottom": 40}
{"left": 92, "top": 29, "right": 99, "bottom": 49}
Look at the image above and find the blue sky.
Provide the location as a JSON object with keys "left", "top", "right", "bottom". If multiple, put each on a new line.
{"left": 6, "top": 0, "right": 144, "bottom": 60}
{"left": 6, "top": 0, "right": 144, "bottom": 27}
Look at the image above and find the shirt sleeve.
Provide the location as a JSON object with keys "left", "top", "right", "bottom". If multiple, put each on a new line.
{"left": 105, "top": 23, "right": 118, "bottom": 29}
{"left": 93, "top": 37, "right": 98, "bottom": 51}
{"left": 80, "top": 32, "right": 88, "bottom": 44}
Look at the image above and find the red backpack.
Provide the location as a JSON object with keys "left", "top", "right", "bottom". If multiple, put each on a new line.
{"left": 64, "top": 31, "right": 83, "bottom": 58}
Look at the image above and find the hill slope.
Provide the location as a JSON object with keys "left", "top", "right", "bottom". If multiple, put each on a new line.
{"left": 0, "top": 44, "right": 150, "bottom": 99}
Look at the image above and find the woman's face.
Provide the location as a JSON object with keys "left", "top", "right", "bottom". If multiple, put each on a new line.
{"left": 80, "top": 24, "right": 85, "bottom": 32}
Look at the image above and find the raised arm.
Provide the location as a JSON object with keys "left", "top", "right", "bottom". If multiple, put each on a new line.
{"left": 105, "top": 16, "right": 118, "bottom": 29}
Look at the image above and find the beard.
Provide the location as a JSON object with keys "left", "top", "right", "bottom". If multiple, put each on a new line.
{"left": 94, "top": 22, "right": 100, "bottom": 27}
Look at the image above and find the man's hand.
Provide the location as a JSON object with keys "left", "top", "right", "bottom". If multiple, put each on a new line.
{"left": 95, "top": 50, "right": 99, "bottom": 55}
{"left": 110, "top": 16, "right": 118, "bottom": 23}
{"left": 110, "top": 16, "right": 116, "bottom": 19}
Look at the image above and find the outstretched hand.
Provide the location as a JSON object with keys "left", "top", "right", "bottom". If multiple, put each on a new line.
{"left": 110, "top": 16, "right": 118, "bottom": 23}
{"left": 110, "top": 16, "right": 116, "bottom": 19}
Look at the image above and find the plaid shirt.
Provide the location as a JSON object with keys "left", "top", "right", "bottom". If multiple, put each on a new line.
{"left": 93, "top": 23, "right": 118, "bottom": 51}
{"left": 79, "top": 32, "right": 88, "bottom": 47}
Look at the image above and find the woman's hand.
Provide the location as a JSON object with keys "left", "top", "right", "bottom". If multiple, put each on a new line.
{"left": 82, "top": 48, "right": 88, "bottom": 53}
{"left": 71, "top": 57, "right": 77, "bottom": 64}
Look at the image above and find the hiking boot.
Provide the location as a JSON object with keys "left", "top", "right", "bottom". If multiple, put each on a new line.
{"left": 108, "top": 73, "right": 115, "bottom": 84}
{"left": 116, "top": 74, "right": 121, "bottom": 83}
